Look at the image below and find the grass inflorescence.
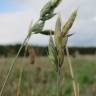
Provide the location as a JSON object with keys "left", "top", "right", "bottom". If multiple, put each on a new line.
{"left": 48, "top": 10, "right": 78, "bottom": 96}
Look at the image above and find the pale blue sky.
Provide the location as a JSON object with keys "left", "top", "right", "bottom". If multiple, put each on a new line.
{"left": 0, "top": 0, "right": 24, "bottom": 12}
{"left": 0, "top": 0, "right": 96, "bottom": 46}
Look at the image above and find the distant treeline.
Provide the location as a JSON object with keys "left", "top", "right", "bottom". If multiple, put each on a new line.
{"left": 0, "top": 44, "right": 48, "bottom": 57}
{"left": 0, "top": 44, "right": 96, "bottom": 57}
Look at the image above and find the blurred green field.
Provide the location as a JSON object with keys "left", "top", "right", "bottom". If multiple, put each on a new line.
{"left": 0, "top": 55, "right": 96, "bottom": 96}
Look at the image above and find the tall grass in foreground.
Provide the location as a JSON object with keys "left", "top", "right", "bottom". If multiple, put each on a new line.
{"left": 0, "top": 0, "right": 78, "bottom": 95}
{"left": 48, "top": 10, "right": 78, "bottom": 96}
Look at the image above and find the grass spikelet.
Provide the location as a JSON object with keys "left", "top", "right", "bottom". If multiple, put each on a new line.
{"left": 54, "top": 16, "right": 62, "bottom": 49}
{"left": 48, "top": 35, "right": 58, "bottom": 66}
{"left": 40, "top": 13, "right": 56, "bottom": 21}
{"left": 40, "top": 0, "right": 62, "bottom": 20}
{"left": 30, "top": 20, "right": 45, "bottom": 33}
{"left": 62, "top": 10, "right": 77, "bottom": 36}
{"left": 51, "top": 0, "right": 62, "bottom": 8}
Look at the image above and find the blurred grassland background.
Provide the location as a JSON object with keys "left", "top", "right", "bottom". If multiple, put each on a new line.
{"left": 0, "top": 55, "right": 96, "bottom": 96}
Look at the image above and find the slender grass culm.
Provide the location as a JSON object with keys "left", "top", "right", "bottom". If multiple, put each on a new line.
{"left": 16, "top": 42, "right": 29, "bottom": 96}
{"left": 48, "top": 10, "right": 78, "bottom": 95}
{"left": 66, "top": 46, "right": 79, "bottom": 96}
{"left": 0, "top": 0, "right": 62, "bottom": 95}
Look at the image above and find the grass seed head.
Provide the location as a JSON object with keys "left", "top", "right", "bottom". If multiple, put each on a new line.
{"left": 51, "top": 0, "right": 62, "bottom": 8}
{"left": 62, "top": 36, "right": 68, "bottom": 48}
{"left": 40, "top": 13, "right": 56, "bottom": 21}
{"left": 48, "top": 35, "right": 58, "bottom": 65}
{"left": 40, "top": 0, "right": 62, "bottom": 19}
{"left": 54, "top": 16, "right": 62, "bottom": 49}
{"left": 62, "top": 10, "right": 77, "bottom": 37}
{"left": 30, "top": 20, "right": 45, "bottom": 33}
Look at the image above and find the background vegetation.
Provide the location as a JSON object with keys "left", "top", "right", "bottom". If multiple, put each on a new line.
{"left": 0, "top": 56, "right": 96, "bottom": 96}
{"left": 0, "top": 44, "right": 96, "bottom": 57}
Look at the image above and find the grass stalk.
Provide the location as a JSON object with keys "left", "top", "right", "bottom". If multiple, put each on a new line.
{"left": 16, "top": 39, "right": 29, "bottom": 96}
{"left": 66, "top": 46, "right": 78, "bottom": 96}
{"left": 0, "top": 38, "right": 27, "bottom": 96}
{"left": 16, "top": 59, "right": 24, "bottom": 96}
{"left": 56, "top": 66, "right": 60, "bottom": 96}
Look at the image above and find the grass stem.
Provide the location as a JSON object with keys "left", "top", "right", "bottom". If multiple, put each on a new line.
{"left": 16, "top": 39, "right": 29, "bottom": 96}
{"left": 0, "top": 38, "right": 27, "bottom": 96}
{"left": 66, "top": 46, "right": 78, "bottom": 96}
